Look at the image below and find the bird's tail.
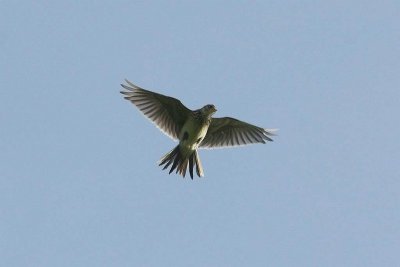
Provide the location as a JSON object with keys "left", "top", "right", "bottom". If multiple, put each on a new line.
{"left": 158, "top": 145, "right": 204, "bottom": 179}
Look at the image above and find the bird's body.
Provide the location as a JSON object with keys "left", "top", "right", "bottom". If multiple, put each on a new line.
{"left": 158, "top": 106, "right": 214, "bottom": 178}
{"left": 120, "top": 80, "right": 276, "bottom": 179}
{"left": 179, "top": 109, "right": 212, "bottom": 152}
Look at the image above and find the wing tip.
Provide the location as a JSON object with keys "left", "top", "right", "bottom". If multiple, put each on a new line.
{"left": 121, "top": 79, "right": 144, "bottom": 91}
{"left": 264, "top": 128, "right": 278, "bottom": 136}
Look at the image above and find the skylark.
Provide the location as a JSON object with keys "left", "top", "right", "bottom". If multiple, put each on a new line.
{"left": 121, "top": 80, "right": 276, "bottom": 179}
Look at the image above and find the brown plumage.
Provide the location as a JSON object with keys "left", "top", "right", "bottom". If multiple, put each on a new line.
{"left": 121, "top": 79, "right": 276, "bottom": 179}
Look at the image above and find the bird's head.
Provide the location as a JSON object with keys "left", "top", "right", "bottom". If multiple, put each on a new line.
{"left": 201, "top": 104, "right": 217, "bottom": 116}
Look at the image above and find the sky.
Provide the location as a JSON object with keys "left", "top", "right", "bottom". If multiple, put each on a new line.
{"left": 1, "top": 1, "right": 399, "bottom": 266}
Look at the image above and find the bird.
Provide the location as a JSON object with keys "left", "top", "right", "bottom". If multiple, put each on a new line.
{"left": 120, "top": 79, "right": 276, "bottom": 179}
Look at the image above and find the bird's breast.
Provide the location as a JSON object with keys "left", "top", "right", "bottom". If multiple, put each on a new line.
{"left": 178, "top": 117, "right": 210, "bottom": 151}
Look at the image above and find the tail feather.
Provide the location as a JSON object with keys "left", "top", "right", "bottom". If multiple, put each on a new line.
{"left": 158, "top": 145, "right": 204, "bottom": 179}
{"left": 188, "top": 156, "right": 194, "bottom": 178}
{"left": 169, "top": 153, "right": 181, "bottom": 174}
{"left": 194, "top": 150, "right": 204, "bottom": 177}
{"left": 159, "top": 146, "right": 178, "bottom": 171}
{"left": 177, "top": 158, "right": 188, "bottom": 178}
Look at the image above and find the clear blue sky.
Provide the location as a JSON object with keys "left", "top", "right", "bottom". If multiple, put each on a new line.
{"left": 1, "top": 1, "right": 399, "bottom": 266}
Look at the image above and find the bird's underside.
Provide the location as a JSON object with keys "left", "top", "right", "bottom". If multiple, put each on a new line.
{"left": 120, "top": 79, "right": 277, "bottom": 179}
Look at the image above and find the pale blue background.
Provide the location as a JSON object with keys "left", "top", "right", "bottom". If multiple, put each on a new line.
{"left": 1, "top": 1, "right": 399, "bottom": 266}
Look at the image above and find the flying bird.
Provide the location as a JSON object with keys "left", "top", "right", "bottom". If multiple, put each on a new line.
{"left": 120, "top": 80, "right": 276, "bottom": 179}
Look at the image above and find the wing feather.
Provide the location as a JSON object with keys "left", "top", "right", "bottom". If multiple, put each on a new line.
{"left": 200, "top": 117, "right": 276, "bottom": 149}
{"left": 120, "top": 80, "right": 191, "bottom": 140}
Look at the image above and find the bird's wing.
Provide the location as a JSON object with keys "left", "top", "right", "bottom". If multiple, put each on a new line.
{"left": 199, "top": 117, "right": 277, "bottom": 148}
{"left": 121, "top": 80, "right": 191, "bottom": 140}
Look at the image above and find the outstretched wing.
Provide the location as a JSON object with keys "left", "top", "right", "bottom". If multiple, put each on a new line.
{"left": 121, "top": 80, "right": 191, "bottom": 140}
{"left": 200, "top": 117, "right": 276, "bottom": 148}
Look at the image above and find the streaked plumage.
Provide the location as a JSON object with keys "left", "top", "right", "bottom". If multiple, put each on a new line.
{"left": 121, "top": 79, "right": 276, "bottom": 179}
